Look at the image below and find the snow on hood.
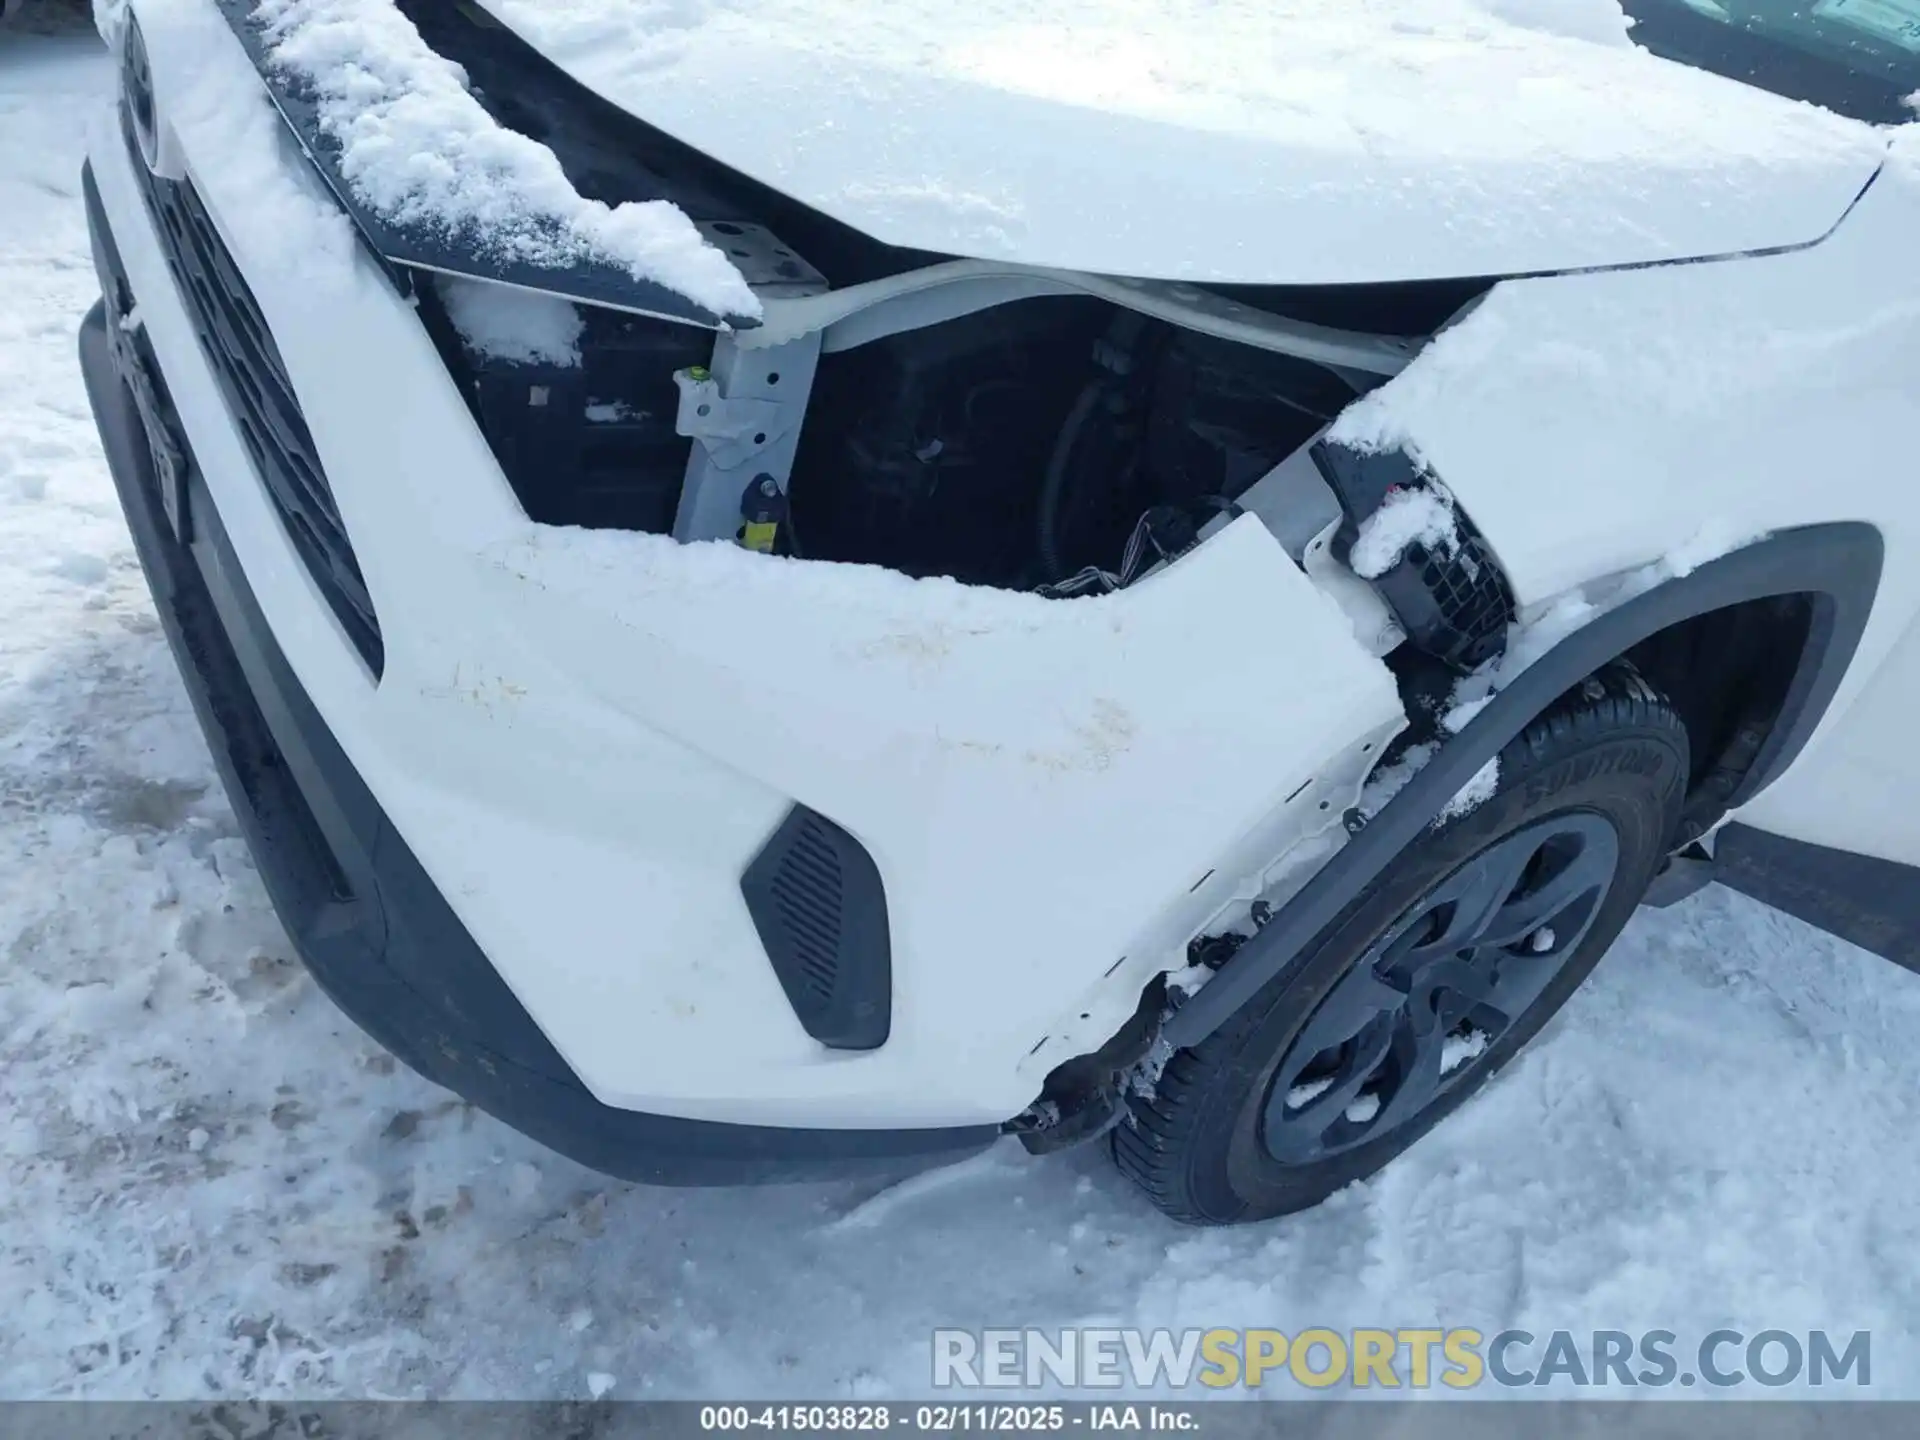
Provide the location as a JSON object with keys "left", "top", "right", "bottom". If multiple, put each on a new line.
{"left": 473, "top": 0, "right": 1890, "bottom": 285}
{"left": 192, "top": 0, "right": 762, "bottom": 321}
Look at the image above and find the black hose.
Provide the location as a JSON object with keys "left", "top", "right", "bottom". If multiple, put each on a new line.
{"left": 1036, "top": 380, "right": 1109, "bottom": 583}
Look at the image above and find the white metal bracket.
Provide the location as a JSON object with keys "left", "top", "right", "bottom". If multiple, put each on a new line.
{"left": 670, "top": 328, "right": 824, "bottom": 544}
{"left": 672, "top": 370, "right": 796, "bottom": 472}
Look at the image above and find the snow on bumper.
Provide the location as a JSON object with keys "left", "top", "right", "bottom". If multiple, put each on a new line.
{"left": 90, "top": 0, "right": 1402, "bottom": 1129}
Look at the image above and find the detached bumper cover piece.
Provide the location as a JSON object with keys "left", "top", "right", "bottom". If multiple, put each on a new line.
{"left": 80, "top": 163, "right": 997, "bottom": 1183}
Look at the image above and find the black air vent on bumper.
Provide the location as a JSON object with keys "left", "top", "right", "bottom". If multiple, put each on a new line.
{"left": 125, "top": 116, "right": 385, "bottom": 676}
{"left": 742, "top": 807, "right": 892, "bottom": 1051}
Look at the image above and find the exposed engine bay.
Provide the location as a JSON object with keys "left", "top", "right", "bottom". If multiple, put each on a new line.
{"left": 788, "top": 299, "right": 1361, "bottom": 592}
{"left": 427, "top": 284, "right": 1401, "bottom": 598}
{"left": 377, "top": 0, "right": 1488, "bottom": 606}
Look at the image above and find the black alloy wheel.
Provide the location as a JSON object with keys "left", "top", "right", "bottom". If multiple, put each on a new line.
{"left": 1115, "top": 663, "right": 1689, "bottom": 1224}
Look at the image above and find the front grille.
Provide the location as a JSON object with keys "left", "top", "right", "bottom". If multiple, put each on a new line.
{"left": 123, "top": 114, "right": 385, "bottom": 675}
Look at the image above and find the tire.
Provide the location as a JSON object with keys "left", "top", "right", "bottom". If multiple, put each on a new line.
{"left": 1114, "top": 663, "right": 1689, "bottom": 1225}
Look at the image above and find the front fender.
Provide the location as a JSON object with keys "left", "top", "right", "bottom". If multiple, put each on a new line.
{"left": 1163, "top": 522, "right": 1882, "bottom": 1047}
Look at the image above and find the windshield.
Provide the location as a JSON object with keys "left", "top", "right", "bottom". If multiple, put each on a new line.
{"left": 1622, "top": 0, "right": 1920, "bottom": 121}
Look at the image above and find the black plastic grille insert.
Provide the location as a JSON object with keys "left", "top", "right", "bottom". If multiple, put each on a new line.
{"left": 124, "top": 114, "right": 385, "bottom": 675}
{"left": 1313, "top": 442, "right": 1516, "bottom": 672}
{"left": 742, "top": 807, "right": 893, "bottom": 1051}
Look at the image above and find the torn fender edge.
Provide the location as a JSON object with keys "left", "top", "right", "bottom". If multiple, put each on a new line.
{"left": 1162, "top": 521, "right": 1884, "bottom": 1048}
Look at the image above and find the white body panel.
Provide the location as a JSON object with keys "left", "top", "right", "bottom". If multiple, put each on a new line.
{"left": 108, "top": 0, "right": 1920, "bottom": 1138}
{"left": 474, "top": 0, "right": 1887, "bottom": 284}
{"left": 1334, "top": 125, "right": 1920, "bottom": 867}
{"left": 102, "top": 0, "right": 1404, "bottom": 1128}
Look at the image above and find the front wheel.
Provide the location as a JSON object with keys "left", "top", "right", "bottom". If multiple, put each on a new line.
{"left": 1114, "top": 665, "right": 1689, "bottom": 1225}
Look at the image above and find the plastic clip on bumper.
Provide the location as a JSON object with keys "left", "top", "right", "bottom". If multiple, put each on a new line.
{"left": 77, "top": 161, "right": 998, "bottom": 1185}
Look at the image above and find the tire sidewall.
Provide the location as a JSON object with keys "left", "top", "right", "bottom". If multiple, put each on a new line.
{"left": 1176, "top": 717, "right": 1687, "bottom": 1224}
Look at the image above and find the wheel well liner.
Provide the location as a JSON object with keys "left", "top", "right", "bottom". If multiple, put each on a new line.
{"left": 1162, "top": 521, "right": 1884, "bottom": 1048}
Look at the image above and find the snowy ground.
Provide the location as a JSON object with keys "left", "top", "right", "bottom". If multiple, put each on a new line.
{"left": 8, "top": 12, "right": 1920, "bottom": 1404}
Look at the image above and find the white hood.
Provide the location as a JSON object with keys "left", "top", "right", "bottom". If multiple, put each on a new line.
{"left": 472, "top": 0, "right": 1890, "bottom": 287}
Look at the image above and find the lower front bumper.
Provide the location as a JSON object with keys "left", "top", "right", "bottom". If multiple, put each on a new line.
{"left": 78, "top": 164, "right": 997, "bottom": 1185}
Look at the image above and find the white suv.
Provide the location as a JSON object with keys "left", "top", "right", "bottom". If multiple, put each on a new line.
{"left": 78, "top": 0, "right": 1920, "bottom": 1223}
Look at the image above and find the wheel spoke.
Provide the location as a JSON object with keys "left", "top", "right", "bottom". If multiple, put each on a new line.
{"left": 1275, "top": 961, "right": 1407, "bottom": 1087}
{"left": 1280, "top": 1015, "right": 1394, "bottom": 1131}
{"left": 1397, "top": 834, "right": 1541, "bottom": 964}
{"left": 1412, "top": 956, "right": 1500, "bottom": 1013}
{"left": 1373, "top": 1018, "right": 1448, "bottom": 1134}
{"left": 1481, "top": 952, "right": 1562, "bottom": 1020}
{"left": 1437, "top": 984, "right": 1500, "bottom": 1038}
{"left": 1477, "top": 831, "right": 1619, "bottom": 949}
{"left": 1259, "top": 811, "right": 1625, "bottom": 1167}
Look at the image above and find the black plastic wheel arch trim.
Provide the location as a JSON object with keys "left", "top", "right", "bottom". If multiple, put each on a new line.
{"left": 1162, "top": 520, "right": 1884, "bottom": 1048}
{"left": 742, "top": 806, "right": 894, "bottom": 1051}
{"left": 1715, "top": 823, "right": 1920, "bottom": 973}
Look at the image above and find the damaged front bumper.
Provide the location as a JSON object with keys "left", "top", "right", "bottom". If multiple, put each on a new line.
{"left": 80, "top": 165, "right": 998, "bottom": 1182}
{"left": 79, "top": 0, "right": 1407, "bottom": 1166}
